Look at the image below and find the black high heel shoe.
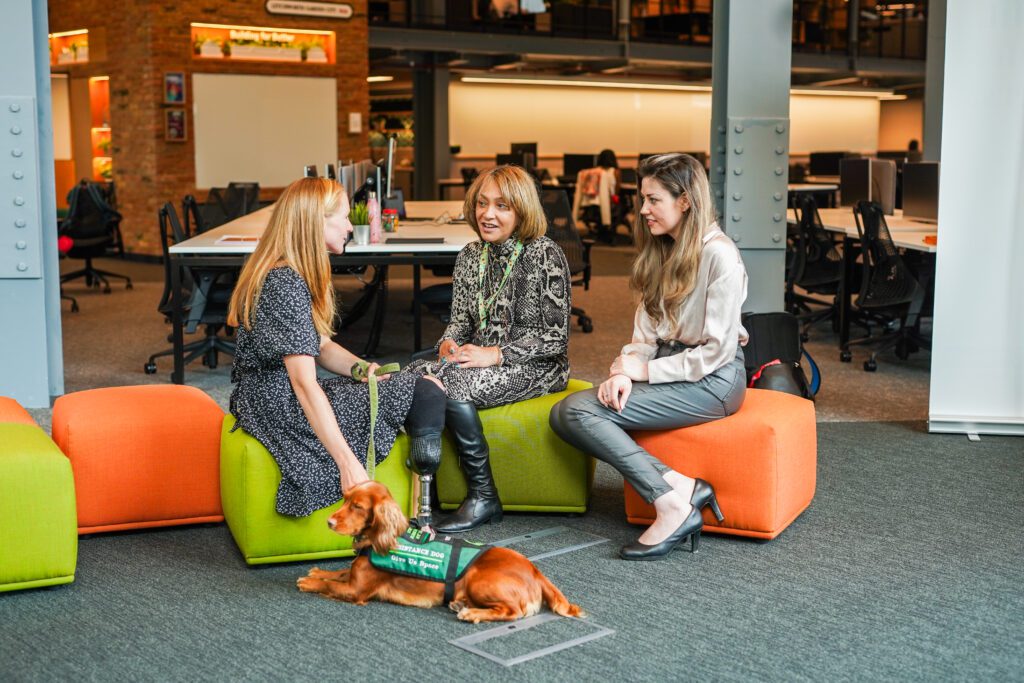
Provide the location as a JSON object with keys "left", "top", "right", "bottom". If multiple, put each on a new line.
{"left": 690, "top": 478, "right": 724, "bottom": 523}
{"left": 620, "top": 505, "right": 704, "bottom": 561}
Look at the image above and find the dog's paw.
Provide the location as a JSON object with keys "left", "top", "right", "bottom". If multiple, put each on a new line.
{"left": 306, "top": 567, "right": 332, "bottom": 579}
{"left": 448, "top": 601, "right": 465, "bottom": 613}
{"left": 456, "top": 607, "right": 481, "bottom": 624}
{"left": 296, "top": 577, "right": 321, "bottom": 593}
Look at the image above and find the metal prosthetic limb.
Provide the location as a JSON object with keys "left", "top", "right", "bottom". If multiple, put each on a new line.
{"left": 408, "top": 432, "right": 442, "bottom": 531}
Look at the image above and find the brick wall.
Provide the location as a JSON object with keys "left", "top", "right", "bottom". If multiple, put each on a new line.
{"left": 48, "top": 0, "right": 369, "bottom": 255}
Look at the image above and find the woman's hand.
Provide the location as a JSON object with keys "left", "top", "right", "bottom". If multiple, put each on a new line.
{"left": 359, "top": 361, "right": 391, "bottom": 382}
{"left": 598, "top": 375, "right": 633, "bottom": 413}
{"left": 438, "top": 339, "right": 460, "bottom": 364}
{"left": 454, "top": 344, "right": 501, "bottom": 368}
{"left": 339, "top": 462, "right": 370, "bottom": 496}
{"left": 610, "top": 354, "right": 649, "bottom": 382}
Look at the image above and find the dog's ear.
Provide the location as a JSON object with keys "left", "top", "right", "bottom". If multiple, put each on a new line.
{"left": 369, "top": 494, "right": 409, "bottom": 555}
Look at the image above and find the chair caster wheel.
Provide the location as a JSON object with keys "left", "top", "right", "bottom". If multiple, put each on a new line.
{"left": 580, "top": 318, "right": 594, "bottom": 333}
{"left": 126, "top": 282, "right": 134, "bottom": 290}
{"left": 840, "top": 350, "right": 852, "bottom": 362}
{"left": 144, "top": 363, "right": 157, "bottom": 374}
{"left": 863, "top": 359, "right": 877, "bottom": 372}
{"left": 103, "top": 287, "right": 111, "bottom": 294}
{"left": 800, "top": 332, "right": 809, "bottom": 343}
{"left": 71, "top": 303, "right": 79, "bottom": 313}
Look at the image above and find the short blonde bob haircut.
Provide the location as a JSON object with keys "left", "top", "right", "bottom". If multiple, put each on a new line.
{"left": 462, "top": 165, "right": 547, "bottom": 243}
{"left": 227, "top": 177, "right": 342, "bottom": 337}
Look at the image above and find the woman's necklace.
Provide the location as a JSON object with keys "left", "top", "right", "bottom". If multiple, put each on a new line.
{"left": 477, "top": 238, "right": 524, "bottom": 330}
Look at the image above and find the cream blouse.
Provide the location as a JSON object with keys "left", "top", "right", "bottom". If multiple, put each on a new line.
{"left": 621, "top": 224, "right": 749, "bottom": 384}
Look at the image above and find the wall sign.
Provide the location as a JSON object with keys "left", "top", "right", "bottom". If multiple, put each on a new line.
{"left": 265, "top": 1, "right": 353, "bottom": 19}
{"left": 191, "top": 22, "right": 336, "bottom": 64}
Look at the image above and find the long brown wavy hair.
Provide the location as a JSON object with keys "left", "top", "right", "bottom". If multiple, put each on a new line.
{"left": 630, "top": 153, "right": 716, "bottom": 328}
{"left": 227, "top": 177, "right": 342, "bottom": 336}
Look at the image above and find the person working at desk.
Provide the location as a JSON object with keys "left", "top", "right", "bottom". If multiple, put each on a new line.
{"left": 550, "top": 153, "right": 748, "bottom": 561}
{"left": 226, "top": 177, "right": 447, "bottom": 516}
{"left": 404, "top": 165, "right": 572, "bottom": 533}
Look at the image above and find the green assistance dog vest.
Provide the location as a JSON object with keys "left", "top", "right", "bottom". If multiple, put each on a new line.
{"left": 363, "top": 527, "right": 490, "bottom": 603}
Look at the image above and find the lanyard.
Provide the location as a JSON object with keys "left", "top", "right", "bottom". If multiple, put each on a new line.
{"left": 477, "top": 239, "right": 523, "bottom": 331}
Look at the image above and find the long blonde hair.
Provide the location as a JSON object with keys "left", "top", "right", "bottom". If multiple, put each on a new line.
{"left": 630, "top": 153, "right": 715, "bottom": 328}
{"left": 227, "top": 177, "right": 342, "bottom": 336}
{"left": 463, "top": 165, "right": 547, "bottom": 243}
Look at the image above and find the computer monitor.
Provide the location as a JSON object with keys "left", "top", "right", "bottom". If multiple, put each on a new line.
{"left": 870, "top": 159, "right": 897, "bottom": 216}
{"left": 510, "top": 142, "right": 537, "bottom": 166}
{"left": 352, "top": 136, "right": 398, "bottom": 205}
{"left": 495, "top": 153, "right": 518, "bottom": 166}
{"left": 902, "top": 161, "right": 940, "bottom": 222}
{"left": 563, "top": 153, "right": 596, "bottom": 178}
{"left": 840, "top": 158, "right": 870, "bottom": 208}
{"left": 808, "top": 151, "right": 849, "bottom": 176}
{"left": 840, "top": 158, "right": 896, "bottom": 215}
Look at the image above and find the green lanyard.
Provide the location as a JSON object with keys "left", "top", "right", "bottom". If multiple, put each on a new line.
{"left": 477, "top": 239, "right": 524, "bottom": 331}
{"left": 350, "top": 361, "right": 401, "bottom": 480}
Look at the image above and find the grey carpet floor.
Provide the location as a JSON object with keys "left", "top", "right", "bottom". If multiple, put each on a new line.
{"left": 3, "top": 422, "right": 1022, "bottom": 681}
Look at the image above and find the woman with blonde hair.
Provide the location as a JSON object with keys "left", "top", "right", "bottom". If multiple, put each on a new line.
{"left": 228, "top": 177, "right": 446, "bottom": 517}
{"left": 550, "top": 153, "right": 748, "bottom": 560}
{"left": 404, "top": 165, "right": 571, "bottom": 533}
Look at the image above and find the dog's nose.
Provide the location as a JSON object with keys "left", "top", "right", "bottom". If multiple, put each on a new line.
{"left": 327, "top": 518, "right": 335, "bottom": 530}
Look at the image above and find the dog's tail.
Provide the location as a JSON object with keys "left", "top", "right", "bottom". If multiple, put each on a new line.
{"left": 536, "top": 568, "right": 585, "bottom": 618}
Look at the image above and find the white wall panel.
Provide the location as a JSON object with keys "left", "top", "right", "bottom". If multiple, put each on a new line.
{"left": 192, "top": 74, "right": 337, "bottom": 188}
{"left": 928, "top": 1, "right": 1024, "bottom": 435}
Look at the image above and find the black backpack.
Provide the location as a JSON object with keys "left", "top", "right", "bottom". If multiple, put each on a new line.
{"left": 741, "top": 312, "right": 820, "bottom": 400}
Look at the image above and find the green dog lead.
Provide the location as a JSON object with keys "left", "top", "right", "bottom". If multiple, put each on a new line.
{"left": 350, "top": 360, "right": 401, "bottom": 480}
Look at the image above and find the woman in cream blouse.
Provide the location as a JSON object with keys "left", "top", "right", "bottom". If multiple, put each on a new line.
{"left": 550, "top": 153, "right": 748, "bottom": 561}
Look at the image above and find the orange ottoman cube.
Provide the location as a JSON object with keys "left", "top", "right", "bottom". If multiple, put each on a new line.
{"left": 624, "top": 389, "right": 816, "bottom": 540}
{"left": 52, "top": 385, "right": 225, "bottom": 534}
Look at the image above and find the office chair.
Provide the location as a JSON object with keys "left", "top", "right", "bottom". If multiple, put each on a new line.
{"left": 182, "top": 194, "right": 229, "bottom": 235}
{"left": 786, "top": 194, "right": 842, "bottom": 339}
{"left": 842, "top": 201, "right": 928, "bottom": 372}
{"left": 59, "top": 180, "right": 133, "bottom": 293}
{"left": 144, "top": 203, "right": 236, "bottom": 375}
{"left": 542, "top": 188, "right": 594, "bottom": 333}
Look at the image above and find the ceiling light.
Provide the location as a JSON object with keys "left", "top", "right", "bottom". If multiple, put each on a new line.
{"left": 367, "top": 76, "right": 394, "bottom": 83}
{"left": 48, "top": 29, "right": 88, "bottom": 39}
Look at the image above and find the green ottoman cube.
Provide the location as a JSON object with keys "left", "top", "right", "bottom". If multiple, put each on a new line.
{"left": 0, "top": 420, "right": 77, "bottom": 593}
{"left": 220, "top": 415, "right": 417, "bottom": 565}
{"left": 437, "top": 379, "right": 595, "bottom": 513}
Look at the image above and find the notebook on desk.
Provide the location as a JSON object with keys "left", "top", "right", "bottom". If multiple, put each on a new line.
{"left": 385, "top": 237, "right": 445, "bottom": 244}
{"left": 215, "top": 235, "right": 260, "bottom": 245}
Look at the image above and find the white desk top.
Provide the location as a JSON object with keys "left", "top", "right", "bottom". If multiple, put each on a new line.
{"left": 787, "top": 207, "right": 938, "bottom": 253}
{"left": 789, "top": 183, "right": 839, "bottom": 192}
{"left": 171, "top": 201, "right": 476, "bottom": 255}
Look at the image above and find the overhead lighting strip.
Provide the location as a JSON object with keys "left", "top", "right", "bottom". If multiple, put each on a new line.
{"left": 461, "top": 76, "right": 905, "bottom": 99}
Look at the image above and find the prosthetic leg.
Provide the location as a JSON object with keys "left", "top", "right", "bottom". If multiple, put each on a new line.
{"left": 407, "top": 431, "right": 442, "bottom": 532}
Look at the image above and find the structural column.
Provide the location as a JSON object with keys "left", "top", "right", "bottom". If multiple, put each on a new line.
{"left": 922, "top": 0, "right": 946, "bottom": 162}
{"left": 0, "top": 0, "right": 64, "bottom": 407}
{"left": 709, "top": 0, "right": 792, "bottom": 313}
{"left": 412, "top": 59, "right": 450, "bottom": 201}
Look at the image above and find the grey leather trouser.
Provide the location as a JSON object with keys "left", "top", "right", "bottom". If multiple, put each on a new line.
{"left": 549, "top": 347, "right": 746, "bottom": 504}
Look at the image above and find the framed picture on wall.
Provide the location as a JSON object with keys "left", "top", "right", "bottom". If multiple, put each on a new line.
{"left": 164, "top": 72, "right": 186, "bottom": 105}
{"left": 165, "top": 109, "right": 187, "bottom": 142}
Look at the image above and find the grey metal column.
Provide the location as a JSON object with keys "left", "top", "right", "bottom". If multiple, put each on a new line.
{"left": 412, "top": 60, "right": 450, "bottom": 201}
{"left": 709, "top": 0, "right": 792, "bottom": 313}
{"left": 923, "top": 0, "right": 946, "bottom": 162}
{"left": 0, "top": 0, "right": 64, "bottom": 408}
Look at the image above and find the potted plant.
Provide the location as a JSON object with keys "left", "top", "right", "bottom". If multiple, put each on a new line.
{"left": 349, "top": 201, "right": 370, "bottom": 244}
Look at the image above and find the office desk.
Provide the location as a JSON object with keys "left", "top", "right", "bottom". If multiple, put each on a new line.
{"left": 787, "top": 207, "right": 938, "bottom": 351}
{"left": 168, "top": 202, "right": 476, "bottom": 384}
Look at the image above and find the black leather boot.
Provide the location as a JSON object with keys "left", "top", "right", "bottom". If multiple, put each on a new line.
{"left": 407, "top": 431, "right": 442, "bottom": 530}
{"left": 434, "top": 400, "right": 502, "bottom": 534}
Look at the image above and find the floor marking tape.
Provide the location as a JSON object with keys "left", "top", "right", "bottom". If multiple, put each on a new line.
{"left": 448, "top": 613, "right": 615, "bottom": 667}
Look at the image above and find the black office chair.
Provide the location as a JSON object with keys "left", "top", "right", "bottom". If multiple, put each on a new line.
{"left": 460, "top": 167, "right": 479, "bottom": 190}
{"left": 842, "top": 201, "right": 928, "bottom": 372}
{"left": 144, "top": 203, "right": 236, "bottom": 375}
{"left": 182, "top": 194, "right": 228, "bottom": 236}
{"left": 541, "top": 188, "right": 594, "bottom": 333}
{"left": 59, "top": 180, "right": 133, "bottom": 293}
{"left": 787, "top": 194, "right": 842, "bottom": 339}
